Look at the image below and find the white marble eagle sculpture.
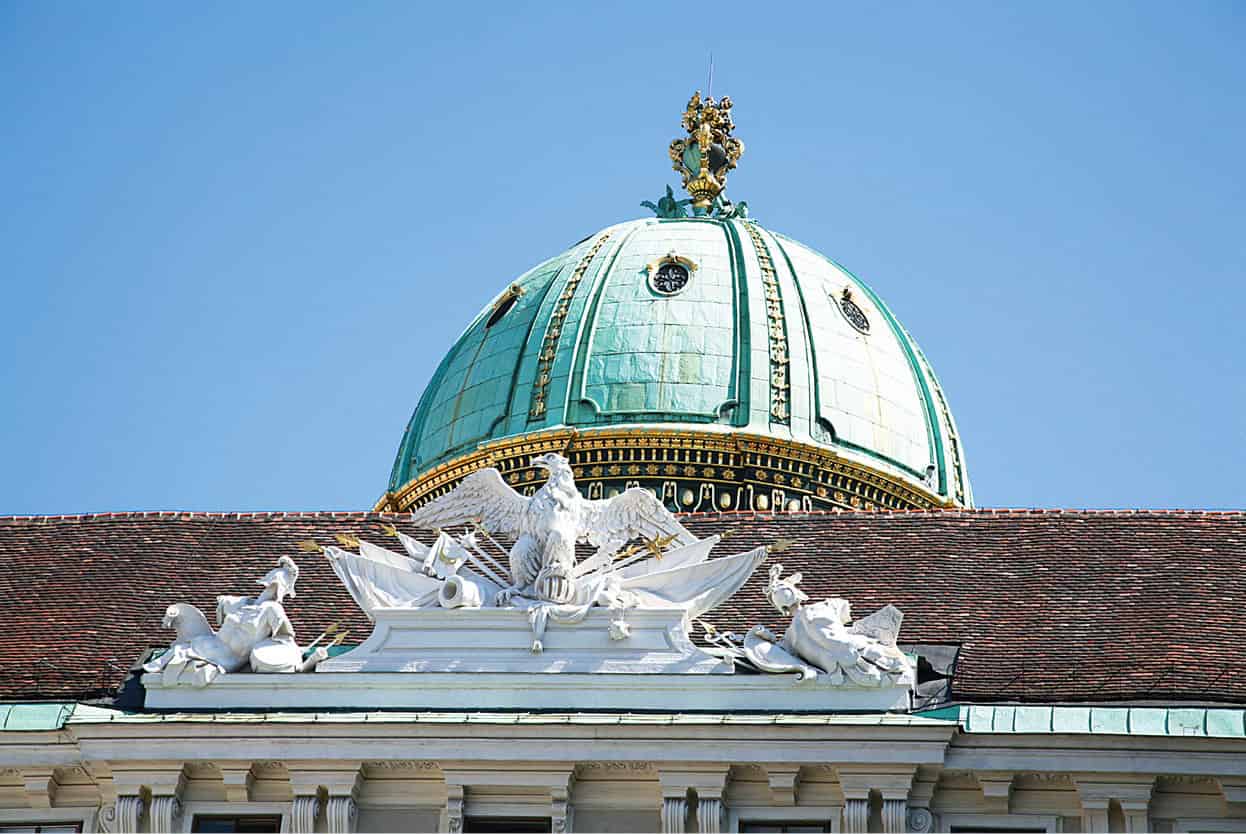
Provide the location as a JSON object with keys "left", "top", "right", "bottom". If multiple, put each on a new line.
{"left": 409, "top": 452, "right": 697, "bottom": 605}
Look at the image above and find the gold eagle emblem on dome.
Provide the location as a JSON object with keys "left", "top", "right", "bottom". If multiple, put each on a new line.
{"left": 669, "top": 91, "right": 745, "bottom": 212}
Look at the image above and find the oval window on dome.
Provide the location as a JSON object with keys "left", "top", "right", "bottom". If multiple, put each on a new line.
{"left": 836, "top": 288, "right": 870, "bottom": 334}
{"left": 650, "top": 261, "right": 690, "bottom": 295}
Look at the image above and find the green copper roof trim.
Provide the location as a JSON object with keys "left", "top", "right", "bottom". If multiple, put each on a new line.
{"left": 721, "top": 218, "right": 754, "bottom": 428}
{"left": 777, "top": 230, "right": 941, "bottom": 498}
{"left": 0, "top": 702, "right": 75, "bottom": 731}
{"left": 916, "top": 705, "right": 1246, "bottom": 738}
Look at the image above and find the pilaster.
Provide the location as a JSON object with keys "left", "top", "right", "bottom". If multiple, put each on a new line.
{"left": 287, "top": 764, "right": 362, "bottom": 834}
{"left": 290, "top": 793, "right": 321, "bottom": 834}
{"left": 149, "top": 796, "right": 182, "bottom": 832}
{"left": 443, "top": 783, "right": 464, "bottom": 833}
{"left": 658, "top": 765, "right": 729, "bottom": 834}
{"left": 836, "top": 766, "right": 915, "bottom": 834}
{"left": 98, "top": 795, "right": 144, "bottom": 834}
{"left": 905, "top": 766, "right": 939, "bottom": 834}
{"left": 661, "top": 795, "right": 687, "bottom": 833}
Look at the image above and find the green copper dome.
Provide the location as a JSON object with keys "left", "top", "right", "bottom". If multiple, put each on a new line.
{"left": 384, "top": 216, "right": 971, "bottom": 512}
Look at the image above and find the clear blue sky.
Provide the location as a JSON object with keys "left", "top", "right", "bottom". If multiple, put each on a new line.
{"left": 2, "top": 2, "right": 1243, "bottom": 513}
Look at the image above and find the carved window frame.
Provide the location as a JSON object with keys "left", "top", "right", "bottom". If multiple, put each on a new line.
{"left": 644, "top": 253, "right": 698, "bottom": 297}
{"left": 0, "top": 809, "right": 93, "bottom": 834}
{"left": 726, "top": 805, "right": 843, "bottom": 832}
{"left": 179, "top": 802, "right": 290, "bottom": 834}
{"left": 939, "top": 813, "right": 1058, "bottom": 832}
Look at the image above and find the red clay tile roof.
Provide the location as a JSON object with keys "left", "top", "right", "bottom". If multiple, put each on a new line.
{"left": 1, "top": 509, "right": 1243, "bottom": 705}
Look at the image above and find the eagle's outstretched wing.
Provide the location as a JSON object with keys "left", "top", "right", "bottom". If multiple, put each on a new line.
{"left": 408, "top": 468, "right": 528, "bottom": 537}
{"left": 578, "top": 488, "right": 697, "bottom": 556}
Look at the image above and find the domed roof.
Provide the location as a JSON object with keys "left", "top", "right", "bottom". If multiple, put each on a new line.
{"left": 383, "top": 215, "right": 971, "bottom": 512}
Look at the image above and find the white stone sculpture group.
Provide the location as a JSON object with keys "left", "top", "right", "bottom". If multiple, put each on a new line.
{"left": 740, "top": 564, "right": 913, "bottom": 686}
{"left": 145, "top": 452, "right": 913, "bottom": 690}
{"left": 143, "top": 556, "right": 329, "bottom": 687}
{"left": 325, "top": 452, "right": 766, "bottom": 652}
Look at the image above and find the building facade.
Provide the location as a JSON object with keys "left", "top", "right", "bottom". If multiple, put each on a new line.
{"left": 1, "top": 94, "right": 1243, "bottom": 833}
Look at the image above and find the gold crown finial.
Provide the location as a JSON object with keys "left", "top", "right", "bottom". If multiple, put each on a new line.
{"left": 669, "top": 91, "right": 745, "bottom": 212}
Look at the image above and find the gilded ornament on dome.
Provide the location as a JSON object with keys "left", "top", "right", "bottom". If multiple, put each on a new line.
{"left": 669, "top": 91, "right": 745, "bottom": 211}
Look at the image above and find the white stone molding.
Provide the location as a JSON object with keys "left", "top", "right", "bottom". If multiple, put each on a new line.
{"left": 764, "top": 765, "right": 800, "bottom": 806}
{"left": 661, "top": 796, "right": 688, "bottom": 833}
{"left": 841, "top": 799, "right": 868, "bottom": 833}
{"left": 99, "top": 795, "right": 144, "bottom": 833}
{"left": 880, "top": 799, "right": 906, "bottom": 833}
{"left": 149, "top": 795, "right": 182, "bottom": 832}
{"left": 145, "top": 665, "right": 912, "bottom": 712}
{"left": 290, "top": 794, "right": 321, "bottom": 833}
{"left": 325, "top": 795, "right": 357, "bottom": 833}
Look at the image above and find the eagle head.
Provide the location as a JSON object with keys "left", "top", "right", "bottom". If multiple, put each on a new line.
{"left": 531, "top": 452, "right": 572, "bottom": 477}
